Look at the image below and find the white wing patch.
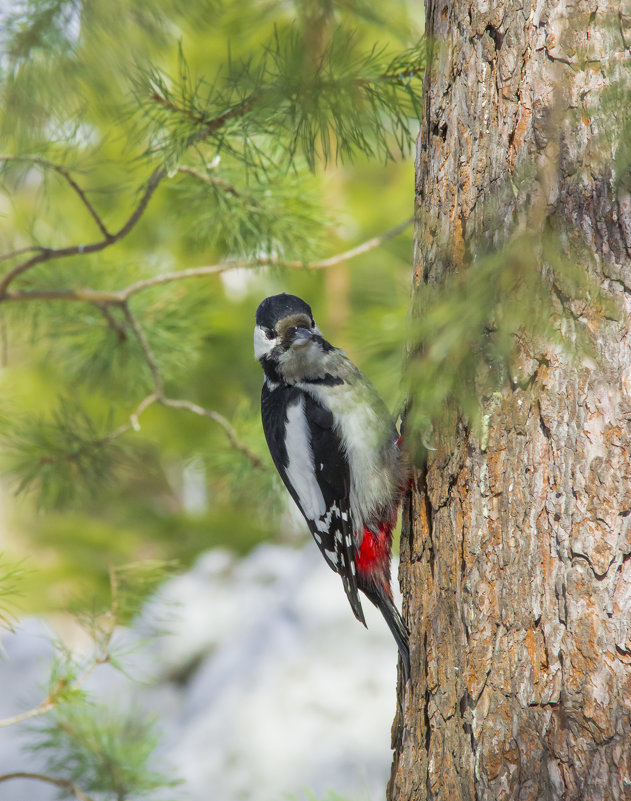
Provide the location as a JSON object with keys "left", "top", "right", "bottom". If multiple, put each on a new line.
{"left": 285, "top": 396, "right": 327, "bottom": 521}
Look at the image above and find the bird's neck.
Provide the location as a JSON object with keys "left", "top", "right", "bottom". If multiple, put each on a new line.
{"left": 259, "top": 356, "right": 285, "bottom": 386}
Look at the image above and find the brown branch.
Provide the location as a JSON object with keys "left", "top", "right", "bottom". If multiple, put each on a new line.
{"left": 121, "top": 308, "right": 263, "bottom": 467}
{"left": 0, "top": 772, "right": 95, "bottom": 801}
{"left": 97, "top": 304, "right": 127, "bottom": 343}
{"left": 147, "top": 88, "right": 258, "bottom": 148}
{"left": 0, "top": 566, "right": 119, "bottom": 730}
{"left": 118, "top": 217, "right": 414, "bottom": 297}
{"left": 0, "top": 167, "right": 167, "bottom": 297}
{"left": 0, "top": 217, "right": 414, "bottom": 305}
{"left": 0, "top": 245, "right": 47, "bottom": 263}
{"left": 159, "top": 397, "right": 264, "bottom": 468}
{"left": 121, "top": 304, "right": 164, "bottom": 395}
{"left": 177, "top": 165, "right": 240, "bottom": 196}
{"left": 187, "top": 95, "right": 258, "bottom": 147}
{"left": 0, "top": 155, "right": 111, "bottom": 239}
{"left": 0, "top": 90, "right": 262, "bottom": 296}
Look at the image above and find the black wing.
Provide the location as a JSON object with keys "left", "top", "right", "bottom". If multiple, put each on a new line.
{"left": 261, "top": 382, "right": 365, "bottom": 626}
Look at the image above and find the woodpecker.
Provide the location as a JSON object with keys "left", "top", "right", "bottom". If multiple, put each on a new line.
{"left": 254, "top": 292, "right": 410, "bottom": 680}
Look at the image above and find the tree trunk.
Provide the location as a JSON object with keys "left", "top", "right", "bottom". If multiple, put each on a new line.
{"left": 389, "top": 0, "right": 631, "bottom": 799}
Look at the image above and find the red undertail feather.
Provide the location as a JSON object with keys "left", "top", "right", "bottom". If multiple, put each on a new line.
{"left": 356, "top": 525, "right": 392, "bottom": 593}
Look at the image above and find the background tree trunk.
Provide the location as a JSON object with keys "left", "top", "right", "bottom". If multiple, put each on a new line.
{"left": 389, "top": 0, "right": 631, "bottom": 799}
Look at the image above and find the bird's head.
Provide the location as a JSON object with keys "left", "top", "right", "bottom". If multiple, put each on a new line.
{"left": 254, "top": 293, "right": 332, "bottom": 383}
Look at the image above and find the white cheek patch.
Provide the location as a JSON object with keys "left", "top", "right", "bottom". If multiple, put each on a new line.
{"left": 253, "top": 325, "right": 276, "bottom": 360}
{"left": 284, "top": 396, "right": 327, "bottom": 521}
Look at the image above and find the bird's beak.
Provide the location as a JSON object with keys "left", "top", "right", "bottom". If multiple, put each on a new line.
{"left": 288, "top": 327, "right": 313, "bottom": 349}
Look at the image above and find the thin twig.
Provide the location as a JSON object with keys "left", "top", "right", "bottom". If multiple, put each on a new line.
{"left": 0, "top": 167, "right": 166, "bottom": 297}
{"left": 126, "top": 217, "right": 415, "bottom": 294}
{"left": 120, "top": 217, "right": 414, "bottom": 296}
{"left": 119, "top": 307, "right": 263, "bottom": 467}
{"left": 0, "top": 772, "right": 95, "bottom": 801}
{"left": 121, "top": 304, "right": 164, "bottom": 395}
{"left": 108, "top": 393, "right": 158, "bottom": 437}
{"left": 0, "top": 567, "right": 121, "bottom": 730}
{"left": 0, "top": 90, "right": 262, "bottom": 294}
{"left": 159, "top": 397, "right": 264, "bottom": 467}
{"left": 28, "top": 394, "right": 158, "bottom": 470}
{"left": 0, "top": 155, "right": 111, "bottom": 239}
{"left": 306, "top": 216, "right": 413, "bottom": 268}
{"left": 97, "top": 304, "right": 128, "bottom": 343}
{"left": 0, "top": 679, "right": 65, "bottom": 727}
{"left": 0, "top": 245, "right": 46, "bottom": 263}
{"left": 0, "top": 217, "right": 414, "bottom": 305}
{"left": 177, "top": 165, "right": 240, "bottom": 196}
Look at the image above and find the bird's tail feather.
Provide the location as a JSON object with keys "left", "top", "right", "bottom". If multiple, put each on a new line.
{"left": 362, "top": 584, "right": 410, "bottom": 681}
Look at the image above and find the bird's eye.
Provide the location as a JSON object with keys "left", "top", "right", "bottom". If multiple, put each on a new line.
{"left": 265, "top": 328, "right": 275, "bottom": 340}
{"left": 311, "top": 320, "right": 316, "bottom": 328}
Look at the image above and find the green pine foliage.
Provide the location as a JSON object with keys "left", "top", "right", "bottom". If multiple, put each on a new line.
{"left": 32, "top": 702, "right": 177, "bottom": 801}
{"left": 0, "top": 554, "right": 28, "bottom": 630}
{"left": 404, "top": 229, "right": 616, "bottom": 450}
{"left": 0, "top": 0, "right": 422, "bottom": 598}
{"left": 0, "top": 2, "right": 422, "bottom": 791}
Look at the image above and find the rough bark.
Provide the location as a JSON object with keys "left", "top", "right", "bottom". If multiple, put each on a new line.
{"left": 389, "top": 0, "right": 631, "bottom": 799}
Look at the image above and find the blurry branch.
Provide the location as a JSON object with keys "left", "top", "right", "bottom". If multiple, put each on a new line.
{"left": 177, "top": 164, "right": 245, "bottom": 197}
{"left": 0, "top": 563, "right": 119, "bottom": 730}
{"left": 0, "top": 556, "right": 27, "bottom": 630}
{"left": 1, "top": 217, "right": 414, "bottom": 304}
{"left": 0, "top": 773, "right": 94, "bottom": 801}
{"left": 121, "top": 304, "right": 264, "bottom": 468}
{"left": 0, "top": 88, "right": 263, "bottom": 296}
{"left": 0, "top": 682, "right": 63, "bottom": 728}
{"left": 0, "top": 141, "right": 411, "bottom": 469}
{"left": 121, "top": 305, "right": 164, "bottom": 395}
{"left": 119, "top": 216, "right": 413, "bottom": 295}
{"left": 0, "top": 166, "right": 166, "bottom": 297}
{"left": 159, "top": 397, "right": 264, "bottom": 466}
{"left": 0, "top": 155, "right": 111, "bottom": 239}
{"left": 0, "top": 246, "right": 47, "bottom": 264}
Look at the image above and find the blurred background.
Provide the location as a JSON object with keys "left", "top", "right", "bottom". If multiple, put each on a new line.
{"left": 0, "top": 1, "right": 423, "bottom": 799}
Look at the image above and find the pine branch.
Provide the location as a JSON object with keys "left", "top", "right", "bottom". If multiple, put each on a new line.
{"left": 177, "top": 164, "right": 239, "bottom": 196}
{"left": 1, "top": 217, "right": 413, "bottom": 304}
{"left": 0, "top": 563, "right": 119, "bottom": 730}
{"left": 136, "top": 29, "right": 424, "bottom": 170}
{"left": 121, "top": 304, "right": 164, "bottom": 395}
{"left": 121, "top": 305, "right": 264, "bottom": 467}
{"left": 0, "top": 88, "right": 275, "bottom": 295}
{"left": 158, "top": 397, "right": 264, "bottom": 467}
{"left": 0, "top": 772, "right": 95, "bottom": 801}
{"left": 0, "top": 245, "right": 47, "bottom": 264}
{"left": 0, "top": 167, "right": 166, "bottom": 297}
{"left": 0, "top": 155, "right": 112, "bottom": 239}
